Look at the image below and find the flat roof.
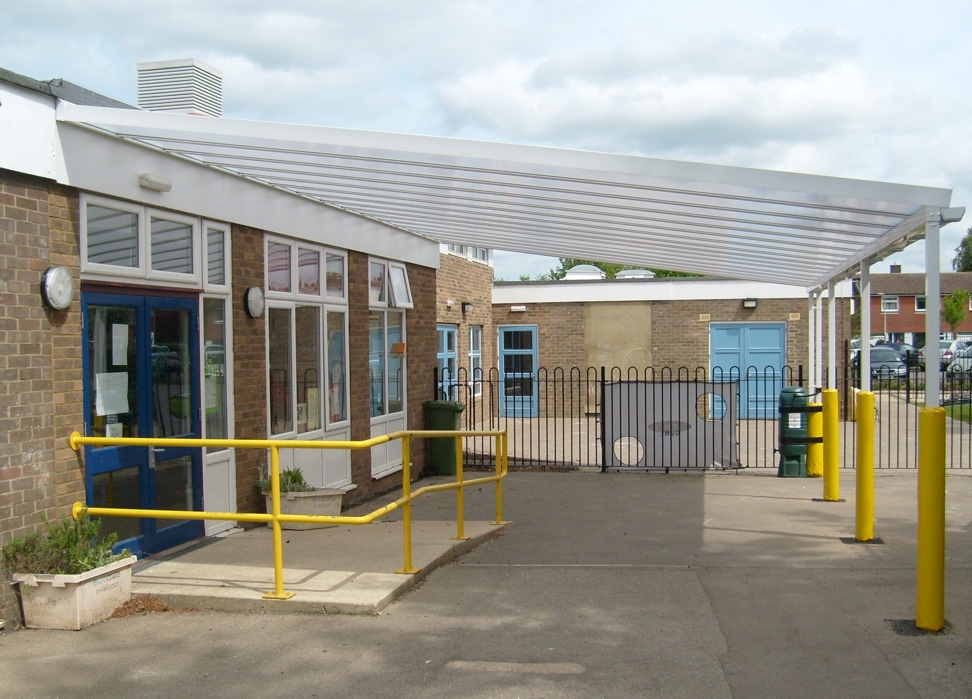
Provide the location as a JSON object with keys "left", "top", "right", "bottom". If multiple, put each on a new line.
{"left": 55, "top": 102, "right": 957, "bottom": 289}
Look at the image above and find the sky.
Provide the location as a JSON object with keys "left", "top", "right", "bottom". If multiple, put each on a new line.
{"left": 3, "top": 0, "right": 970, "bottom": 281}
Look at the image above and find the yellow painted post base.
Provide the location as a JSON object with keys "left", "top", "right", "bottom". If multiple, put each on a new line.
{"left": 916, "top": 407, "right": 946, "bottom": 632}
{"left": 807, "top": 402, "right": 823, "bottom": 478}
{"left": 262, "top": 591, "right": 296, "bottom": 600}
{"left": 395, "top": 566, "right": 419, "bottom": 575}
{"left": 491, "top": 520, "right": 511, "bottom": 526}
{"left": 451, "top": 536, "right": 471, "bottom": 541}
{"left": 822, "top": 389, "right": 840, "bottom": 501}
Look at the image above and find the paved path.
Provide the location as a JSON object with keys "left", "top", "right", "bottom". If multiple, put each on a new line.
{"left": 1, "top": 470, "right": 971, "bottom": 698}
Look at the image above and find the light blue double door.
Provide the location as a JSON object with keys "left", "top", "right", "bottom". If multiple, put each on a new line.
{"left": 710, "top": 323, "right": 786, "bottom": 419}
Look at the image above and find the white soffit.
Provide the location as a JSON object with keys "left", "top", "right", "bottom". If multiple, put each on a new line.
{"left": 56, "top": 103, "right": 954, "bottom": 288}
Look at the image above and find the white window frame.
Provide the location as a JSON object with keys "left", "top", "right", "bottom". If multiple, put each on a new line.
{"left": 469, "top": 325, "right": 483, "bottom": 397}
{"left": 881, "top": 296, "right": 899, "bottom": 313}
{"left": 80, "top": 194, "right": 147, "bottom": 280}
{"left": 915, "top": 296, "right": 926, "bottom": 313}
{"left": 146, "top": 208, "right": 201, "bottom": 285}
{"left": 203, "top": 221, "right": 231, "bottom": 293}
{"left": 369, "top": 257, "right": 413, "bottom": 309}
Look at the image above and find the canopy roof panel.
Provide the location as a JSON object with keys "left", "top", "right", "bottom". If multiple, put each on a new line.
{"left": 57, "top": 103, "right": 953, "bottom": 288}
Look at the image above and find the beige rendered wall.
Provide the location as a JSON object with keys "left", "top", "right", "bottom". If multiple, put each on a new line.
{"left": 583, "top": 302, "right": 652, "bottom": 372}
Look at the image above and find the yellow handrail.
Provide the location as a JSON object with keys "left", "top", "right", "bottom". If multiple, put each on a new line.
{"left": 70, "top": 429, "right": 508, "bottom": 600}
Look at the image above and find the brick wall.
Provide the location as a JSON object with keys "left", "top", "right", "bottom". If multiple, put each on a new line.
{"left": 491, "top": 302, "right": 586, "bottom": 369}
{"left": 405, "top": 262, "right": 436, "bottom": 473}
{"left": 436, "top": 253, "right": 495, "bottom": 377}
{"left": 0, "top": 169, "right": 84, "bottom": 628}
{"left": 230, "top": 225, "right": 268, "bottom": 514}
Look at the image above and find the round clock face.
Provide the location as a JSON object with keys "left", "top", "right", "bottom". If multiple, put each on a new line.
{"left": 244, "top": 286, "right": 265, "bottom": 318}
{"left": 41, "top": 265, "right": 74, "bottom": 310}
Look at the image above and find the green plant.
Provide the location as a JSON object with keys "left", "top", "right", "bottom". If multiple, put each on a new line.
{"left": 258, "top": 466, "right": 316, "bottom": 494}
{"left": 1, "top": 513, "right": 126, "bottom": 576}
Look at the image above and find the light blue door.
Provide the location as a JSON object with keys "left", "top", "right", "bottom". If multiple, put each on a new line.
{"left": 711, "top": 323, "right": 786, "bottom": 418}
{"left": 499, "top": 326, "right": 538, "bottom": 418}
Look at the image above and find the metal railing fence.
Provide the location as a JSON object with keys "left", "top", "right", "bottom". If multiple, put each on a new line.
{"left": 69, "top": 429, "right": 508, "bottom": 601}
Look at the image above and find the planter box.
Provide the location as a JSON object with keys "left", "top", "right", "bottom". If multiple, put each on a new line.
{"left": 11, "top": 555, "right": 138, "bottom": 630}
{"left": 265, "top": 489, "right": 344, "bottom": 530}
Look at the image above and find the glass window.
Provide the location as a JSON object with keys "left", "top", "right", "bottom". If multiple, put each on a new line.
{"left": 295, "top": 306, "right": 321, "bottom": 434}
{"left": 268, "top": 242, "right": 291, "bottom": 293}
{"left": 327, "top": 311, "right": 347, "bottom": 423}
{"left": 447, "top": 244, "right": 466, "bottom": 255}
{"left": 370, "top": 262, "right": 386, "bottom": 304}
{"left": 916, "top": 296, "right": 926, "bottom": 312}
{"left": 203, "top": 298, "right": 228, "bottom": 452}
{"left": 388, "top": 264, "right": 413, "bottom": 309}
{"left": 151, "top": 216, "right": 194, "bottom": 274}
{"left": 207, "top": 227, "right": 225, "bottom": 286}
{"left": 87, "top": 204, "right": 139, "bottom": 268}
{"left": 88, "top": 305, "right": 138, "bottom": 438}
{"left": 298, "top": 248, "right": 320, "bottom": 296}
{"left": 470, "top": 326, "right": 483, "bottom": 397}
{"left": 387, "top": 312, "right": 404, "bottom": 414}
{"left": 326, "top": 254, "right": 345, "bottom": 299}
{"left": 268, "top": 307, "right": 292, "bottom": 434}
{"left": 881, "top": 296, "right": 899, "bottom": 313}
{"left": 369, "top": 311, "right": 385, "bottom": 417}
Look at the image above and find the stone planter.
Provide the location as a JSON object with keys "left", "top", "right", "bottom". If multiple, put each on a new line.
{"left": 11, "top": 555, "right": 138, "bottom": 630}
{"left": 264, "top": 489, "right": 344, "bottom": 530}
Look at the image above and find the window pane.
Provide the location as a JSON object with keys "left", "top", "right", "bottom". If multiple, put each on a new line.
{"left": 87, "top": 204, "right": 139, "bottom": 268}
{"left": 295, "top": 306, "right": 321, "bottom": 434}
{"left": 154, "top": 454, "right": 193, "bottom": 530}
{"left": 268, "top": 242, "right": 291, "bottom": 293}
{"left": 326, "top": 254, "right": 345, "bottom": 298}
{"left": 370, "top": 262, "right": 386, "bottom": 304}
{"left": 151, "top": 217, "right": 194, "bottom": 274}
{"left": 91, "top": 467, "right": 141, "bottom": 542}
{"left": 152, "top": 308, "right": 192, "bottom": 438}
{"left": 504, "top": 330, "right": 533, "bottom": 350}
{"left": 298, "top": 248, "right": 320, "bottom": 296}
{"left": 88, "top": 306, "right": 138, "bottom": 438}
{"left": 369, "top": 311, "right": 385, "bottom": 417}
{"left": 269, "top": 308, "right": 293, "bottom": 434}
{"left": 387, "top": 312, "right": 404, "bottom": 414}
{"left": 388, "top": 265, "right": 412, "bottom": 308}
{"left": 207, "top": 227, "right": 225, "bottom": 285}
{"left": 203, "top": 298, "right": 228, "bottom": 452}
{"left": 327, "top": 312, "right": 347, "bottom": 423}
{"left": 470, "top": 326, "right": 482, "bottom": 352}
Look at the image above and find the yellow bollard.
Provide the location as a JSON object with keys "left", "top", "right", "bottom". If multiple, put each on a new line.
{"left": 807, "top": 402, "right": 823, "bottom": 478}
{"left": 396, "top": 436, "right": 418, "bottom": 574}
{"left": 855, "top": 391, "right": 875, "bottom": 542}
{"left": 453, "top": 435, "right": 469, "bottom": 541}
{"left": 822, "top": 389, "right": 840, "bottom": 501}
{"left": 916, "top": 407, "right": 946, "bottom": 631}
{"left": 263, "top": 446, "right": 295, "bottom": 599}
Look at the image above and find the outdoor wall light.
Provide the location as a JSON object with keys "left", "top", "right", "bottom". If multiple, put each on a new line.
{"left": 742, "top": 298, "right": 758, "bottom": 309}
{"left": 510, "top": 305, "right": 526, "bottom": 313}
{"left": 40, "top": 265, "right": 74, "bottom": 310}
{"left": 138, "top": 173, "right": 172, "bottom": 193}
{"left": 461, "top": 301, "right": 474, "bottom": 313}
{"left": 244, "top": 286, "right": 265, "bottom": 318}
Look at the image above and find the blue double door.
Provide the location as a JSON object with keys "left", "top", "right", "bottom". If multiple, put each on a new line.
{"left": 710, "top": 323, "right": 786, "bottom": 419}
{"left": 82, "top": 291, "right": 203, "bottom": 556}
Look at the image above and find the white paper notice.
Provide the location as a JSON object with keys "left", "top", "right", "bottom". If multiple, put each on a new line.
{"left": 111, "top": 324, "right": 129, "bottom": 366}
{"left": 105, "top": 423, "right": 123, "bottom": 438}
{"left": 788, "top": 413, "right": 801, "bottom": 429}
{"left": 95, "top": 372, "right": 129, "bottom": 416}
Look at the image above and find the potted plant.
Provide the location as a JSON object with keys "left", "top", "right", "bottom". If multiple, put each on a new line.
{"left": 2, "top": 513, "right": 137, "bottom": 630}
{"left": 258, "top": 466, "right": 344, "bottom": 530}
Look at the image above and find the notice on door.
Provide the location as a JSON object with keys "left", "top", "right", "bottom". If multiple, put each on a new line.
{"left": 95, "top": 372, "right": 129, "bottom": 416}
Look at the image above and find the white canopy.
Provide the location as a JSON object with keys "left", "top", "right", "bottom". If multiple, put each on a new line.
{"left": 57, "top": 102, "right": 954, "bottom": 289}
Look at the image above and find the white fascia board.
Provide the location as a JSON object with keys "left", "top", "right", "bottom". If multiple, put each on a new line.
{"left": 493, "top": 279, "right": 852, "bottom": 305}
{"left": 56, "top": 103, "right": 953, "bottom": 209}
{"left": 55, "top": 123, "right": 439, "bottom": 268}
{"left": 0, "top": 82, "right": 62, "bottom": 181}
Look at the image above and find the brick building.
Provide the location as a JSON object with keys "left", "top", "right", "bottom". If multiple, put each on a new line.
{"left": 869, "top": 266, "right": 972, "bottom": 345}
{"left": 1, "top": 67, "right": 439, "bottom": 627}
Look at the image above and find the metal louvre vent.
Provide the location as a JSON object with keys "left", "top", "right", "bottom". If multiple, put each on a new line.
{"left": 137, "top": 59, "right": 222, "bottom": 117}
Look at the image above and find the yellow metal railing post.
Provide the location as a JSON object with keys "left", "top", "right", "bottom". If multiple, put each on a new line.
{"left": 263, "top": 445, "right": 295, "bottom": 600}
{"left": 452, "top": 435, "right": 469, "bottom": 540}
{"left": 396, "top": 435, "right": 418, "bottom": 574}
{"left": 492, "top": 431, "right": 509, "bottom": 525}
{"left": 822, "top": 389, "right": 840, "bottom": 501}
{"left": 917, "top": 407, "right": 946, "bottom": 631}
{"left": 807, "top": 402, "right": 823, "bottom": 478}
{"left": 855, "top": 391, "right": 875, "bottom": 542}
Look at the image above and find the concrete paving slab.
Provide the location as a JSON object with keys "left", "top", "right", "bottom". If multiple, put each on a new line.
{"left": 132, "top": 520, "right": 505, "bottom": 615}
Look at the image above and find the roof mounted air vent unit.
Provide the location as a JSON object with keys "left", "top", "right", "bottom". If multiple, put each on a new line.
{"left": 137, "top": 59, "right": 223, "bottom": 117}
{"left": 615, "top": 269, "right": 656, "bottom": 279}
{"left": 563, "top": 264, "right": 606, "bottom": 280}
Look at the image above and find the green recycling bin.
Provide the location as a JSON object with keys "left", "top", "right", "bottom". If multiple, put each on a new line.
{"left": 778, "top": 386, "right": 808, "bottom": 478}
{"left": 424, "top": 400, "right": 466, "bottom": 475}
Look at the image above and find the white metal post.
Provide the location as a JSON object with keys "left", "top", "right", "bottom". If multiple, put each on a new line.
{"left": 828, "top": 280, "right": 837, "bottom": 390}
{"left": 861, "top": 264, "right": 871, "bottom": 392}
{"left": 808, "top": 292, "right": 817, "bottom": 389}
{"left": 926, "top": 211, "right": 941, "bottom": 407}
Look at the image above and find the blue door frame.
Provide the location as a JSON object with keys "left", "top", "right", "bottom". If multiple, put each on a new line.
{"left": 499, "top": 325, "right": 538, "bottom": 418}
{"left": 710, "top": 323, "right": 786, "bottom": 419}
{"left": 82, "top": 291, "right": 203, "bottom": 556}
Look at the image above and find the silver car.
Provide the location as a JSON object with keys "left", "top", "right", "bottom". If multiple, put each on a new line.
{"left": 947, "top": 346, "right": 972, "bottom": 375}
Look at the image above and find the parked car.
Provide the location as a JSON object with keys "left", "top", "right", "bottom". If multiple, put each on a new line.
{"left": 946, "top": 346, "right": 972, "bottom": 375}
{"left": 851, "top": 346, "right": 907, "bottom": 378}
{"left": 919, "top": 340, "right": 968, "bottom": 370}
{"left": 884, "top": 342, "right": 921, "bottom": 368}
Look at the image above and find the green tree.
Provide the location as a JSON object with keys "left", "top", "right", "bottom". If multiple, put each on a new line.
{"left": 952, "top": 226, "right": 972, "bottom": 271}
{"left": 546, "top": 258, "right": 702, "bottom": 280}
{"left": 942, "top": 289, "right": 970, "bottom": 335}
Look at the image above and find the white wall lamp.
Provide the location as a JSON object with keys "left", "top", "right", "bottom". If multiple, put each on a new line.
{"left": 139, "top": 173, "right": 172, "bottom": 193}
{"left": 461, "top": 302, "right": 474, "bottom": 314}
{"left": 742, "top": 298, "right": 758, "bottom": 309}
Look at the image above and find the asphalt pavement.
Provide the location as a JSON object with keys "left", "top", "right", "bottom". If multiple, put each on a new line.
{"left": 1, "top": 469, "right": 970, "bottom": 699}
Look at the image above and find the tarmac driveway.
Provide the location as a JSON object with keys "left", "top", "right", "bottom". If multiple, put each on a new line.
{"left": 1, "top": 470, "right": 970, "bottom": 698}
